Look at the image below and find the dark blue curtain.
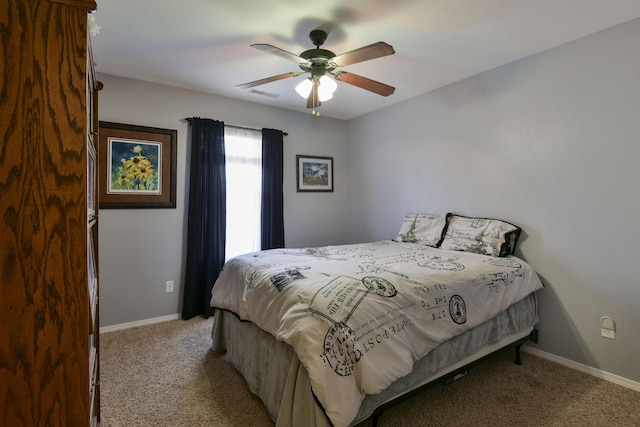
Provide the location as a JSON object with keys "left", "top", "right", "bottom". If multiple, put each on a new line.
{"left": 261, "top": 128, "right": 285, "bottom": 249}
{"left": 182, "top": 118, "right": 226, "bottom": 319}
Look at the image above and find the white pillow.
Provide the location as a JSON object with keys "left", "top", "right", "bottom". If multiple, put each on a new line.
{"left": 394, "top": 213, "right": 450, "bottom": 247}
{"left": 439, "top": 215, "right": 521, "bottom": 257}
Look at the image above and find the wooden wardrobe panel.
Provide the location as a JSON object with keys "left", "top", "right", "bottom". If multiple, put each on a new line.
{"left": 1, "top": 0, "right": 99, "bottom": 425}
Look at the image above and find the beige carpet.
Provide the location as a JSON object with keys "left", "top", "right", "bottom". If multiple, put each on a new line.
{"left": 100, "top": 317, "right": 640, "bottom": 427}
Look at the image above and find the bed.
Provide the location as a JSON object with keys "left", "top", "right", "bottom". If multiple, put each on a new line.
{"left": 210, "top": 214, "right": 544, "bottom": 427}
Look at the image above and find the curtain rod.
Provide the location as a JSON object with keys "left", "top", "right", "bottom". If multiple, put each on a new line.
{"left": 183, "top": 118, "right": 288, "bottom": 136}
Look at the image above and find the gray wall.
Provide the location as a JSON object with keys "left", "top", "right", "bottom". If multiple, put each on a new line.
{"left": 346, "top": 19, "right": 640, "bottom": 383}
{"left": 97, "top": 74, "right": 349, "bottom": 326}
{"left": 99, "top": 17, "right": 640, "bottom": 385}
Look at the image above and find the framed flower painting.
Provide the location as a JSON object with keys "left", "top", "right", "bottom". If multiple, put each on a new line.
{"left": 98, "top": 122, "right": 177, "bottom": 208}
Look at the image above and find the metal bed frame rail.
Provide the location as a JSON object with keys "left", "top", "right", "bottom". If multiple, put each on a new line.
{"left": 369, "top": 328, "right": 539, "bottom": 427}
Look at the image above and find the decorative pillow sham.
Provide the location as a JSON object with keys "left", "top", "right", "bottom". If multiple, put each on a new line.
{"left": 394, "top": 213, "right": 450, "bottom": 247}
{"left": 439, "top": 215, "right": 521, "bottom": 257}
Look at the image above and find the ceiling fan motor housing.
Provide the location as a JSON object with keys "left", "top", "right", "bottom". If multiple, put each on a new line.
{"left": 309, "top": 29, "right": 328, "bottom": 47}
{"left": 300, "top": 48, "right": 335, "bottom": 61}
{"left": 299, "top": 30, "right": 337, "bottom": 78}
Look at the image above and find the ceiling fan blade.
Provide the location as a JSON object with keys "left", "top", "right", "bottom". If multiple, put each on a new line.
{"left": 332, "top": 42, "right": 395, "bottom": 67}
{"left": 251, "top": 44, "right": 308, "bottom": 64}
{"left": 334, "top": 72, "right": 395, "bottom": 97}
{"left": 236, "top": 72, "right": 302, "bottom": 90}
{"left": 306, "top": 80, "right": 321, "bottom": 109}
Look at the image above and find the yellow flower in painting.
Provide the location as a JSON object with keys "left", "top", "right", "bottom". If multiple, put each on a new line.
{"left": 124, "top": 155, "right": 152, "bottom": 173}
{"left": 115, "top": 173, "right": 130, "bottom": 188}
{"left": 124, "top": 157, "right": 140, "bottom": 171}
{"left": 138, "top": 157, "right": 152, "bottom": 169}
{"left": 135, "top": 164, "right": 154, "bottom": 181}
{"left": 123, "top": 159, "right": 135, "bottom": 171}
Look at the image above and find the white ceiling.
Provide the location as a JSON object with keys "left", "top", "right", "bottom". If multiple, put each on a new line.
{"left": 91, "top": 0, "right": 640, "bottom": 120}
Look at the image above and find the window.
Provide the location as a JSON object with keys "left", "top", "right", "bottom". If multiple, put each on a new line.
{"left": 224, "top": 127, "right": 262, "bottom": 260}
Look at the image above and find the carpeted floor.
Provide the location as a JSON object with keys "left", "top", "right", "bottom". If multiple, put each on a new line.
{"left": 100, "top": 317, "right": 640, "bottom": 427}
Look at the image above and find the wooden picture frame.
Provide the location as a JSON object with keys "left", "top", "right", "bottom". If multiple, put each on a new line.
{"left": 296, "top": 155, "right": 334, "bottom": 192}
{"left": 98, "top": 121, "right": 177, "bottom": 209}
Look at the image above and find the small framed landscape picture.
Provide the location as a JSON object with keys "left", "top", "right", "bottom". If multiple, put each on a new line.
{"left": 99, "top": 122, "right": 177, "bottom": 208}
{"left": 296, "top": 155, "right": 333, "bottom": 192}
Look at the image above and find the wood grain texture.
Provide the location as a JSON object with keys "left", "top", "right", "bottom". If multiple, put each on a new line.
{"left": 1, "top": 1, "right": 92, "bottom": 425}
{"left": 48, "top": 0, "right": 97, "bottom": 12}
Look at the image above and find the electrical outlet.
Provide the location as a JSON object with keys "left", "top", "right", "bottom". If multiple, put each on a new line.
{"left": 165, "top": 280, "right": 174, "bottom": 293}
{"left": 600, "top": 316, "right": 615, "bottom": 339}
{"left": 601, "top": 328, "right": 615, "bottom": 339}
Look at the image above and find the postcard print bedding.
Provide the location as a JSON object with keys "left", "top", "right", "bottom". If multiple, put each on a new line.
{"left": 210, "top": 240, "right": 543, "bottom": 427}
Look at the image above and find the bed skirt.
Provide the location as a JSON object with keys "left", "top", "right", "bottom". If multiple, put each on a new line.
{"left": 211, "top": 293, "right": 538, "bottom": 426}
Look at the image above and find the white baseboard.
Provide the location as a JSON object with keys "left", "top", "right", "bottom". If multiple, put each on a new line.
{"left": 100, "top": 313, "right": 181, "bottom": 334}
{"left": 523, "top": 345, "right": 640, "bottom": 392}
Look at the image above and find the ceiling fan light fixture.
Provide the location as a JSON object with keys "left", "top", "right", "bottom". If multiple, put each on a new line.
{"left": 294, "top": 78, "right": 312, "bottom": 98}
{"left": 295, "top": 75, "right": 337, "bottom": 102}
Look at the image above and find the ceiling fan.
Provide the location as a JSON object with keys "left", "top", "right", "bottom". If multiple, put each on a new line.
{"left": 236, "top": 29, "right": 396, "bottom": 110}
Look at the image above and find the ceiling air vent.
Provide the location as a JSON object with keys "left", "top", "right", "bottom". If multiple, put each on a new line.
{"left": 249, "top": 89, "right": 279, "bottom": 98}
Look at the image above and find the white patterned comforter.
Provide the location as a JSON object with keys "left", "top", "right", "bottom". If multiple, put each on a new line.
{"left": 210, "top": 241, "right": 543, "bottom": 427}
